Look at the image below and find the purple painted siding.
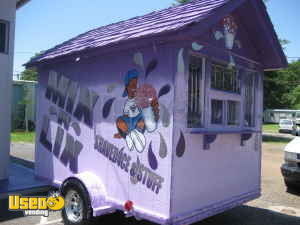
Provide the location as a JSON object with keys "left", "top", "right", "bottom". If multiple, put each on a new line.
{"left": 170, "top": 12, "right": 263, "bottom": 221}
{"left": 35, "top": 44, "right": 175, "bottom": 220}
{"left": 32, "top": 0, "right": 287, "bottom": 224}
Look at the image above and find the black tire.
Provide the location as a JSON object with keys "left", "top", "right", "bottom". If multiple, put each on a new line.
{"left": 61, "top": 179, "right": 93, "bottom": 225}
{"left": 284, "top": 179, "right": 299, "bottom": 190}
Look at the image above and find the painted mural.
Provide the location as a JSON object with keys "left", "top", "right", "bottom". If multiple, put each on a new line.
{"left": 38, "top": 50, "right": 173, "bottom": 195}
{"left": 114, "top": 69, "right": 160, "bottom": 153}
{"left": 40, "top": 71, "right": 99, "bottom": 174}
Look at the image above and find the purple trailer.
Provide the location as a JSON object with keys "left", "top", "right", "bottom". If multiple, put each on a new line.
{"left": 26, "top": 0, "right": 286, "bottom": 224}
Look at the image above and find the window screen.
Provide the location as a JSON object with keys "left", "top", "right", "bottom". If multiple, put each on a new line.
{"left": 0, "top": 21, "right": 8, "bottom": 53}
{"left": 211, "top": 64, "right": 240, "bottom": 93}
{"left": 211, "top": 99, "right": 223, "bottom": 125}
{"left": 244, "top": 73, "right": 256, "bottom": 127}
{"left": 187, "top": 56, "right": 203, "bottom": 128}
{"left": 227, "top": 100, "right": 240, "bottom": 126}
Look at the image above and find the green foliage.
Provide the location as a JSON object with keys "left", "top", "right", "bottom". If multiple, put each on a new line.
{"left": 175, "top": 0, "right": 191, "bottom": 4}
{"left": 264, "top": 61, "right": 300, "bottom": 110}
{"left": 20, "top": 68, "right": 37, "bottom": 81}
{"left": 19, "top": 51, "right": 44, "bottom": 81}
{"left": 263, "top": 124, "right": 279, "bottom": 133}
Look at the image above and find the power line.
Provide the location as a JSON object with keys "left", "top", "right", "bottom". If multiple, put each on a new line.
{"left": 14, "top": 51, "right": 35, "bottom": 54}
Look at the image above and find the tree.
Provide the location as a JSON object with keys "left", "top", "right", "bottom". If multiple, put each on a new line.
{"left": 175, "top": 0, "right": 191, "bottom": 4}
{"left": 20, "top": 68, "right": 37, "bottom": 81}
{"left": 19, "top": 51, "right": 44, "bottom": 81}
{"left": 264, "top": 61, "right": 300, "bottom": 110}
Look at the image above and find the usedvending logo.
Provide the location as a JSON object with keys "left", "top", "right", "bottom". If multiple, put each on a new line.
{"left": 8, "top": 192, "right": 65, "bottom": 217}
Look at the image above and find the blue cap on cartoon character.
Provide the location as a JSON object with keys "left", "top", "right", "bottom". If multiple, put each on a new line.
{"left": 122, "top": 69, "right": 139, "bottom": 97}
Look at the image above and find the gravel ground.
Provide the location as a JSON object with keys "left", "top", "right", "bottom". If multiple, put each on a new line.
{"left": 1, "top": 142, "right": 299, "bottom": 225}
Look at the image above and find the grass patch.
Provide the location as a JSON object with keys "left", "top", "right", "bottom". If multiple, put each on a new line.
{"left": 263, "top": 124, "right": 279, "bottom": 133}
{"left": 11, "top": 132, "right": 35, "bottom": 143}
{"left": 262, "top": 135, "right": 291, "bottom": 144}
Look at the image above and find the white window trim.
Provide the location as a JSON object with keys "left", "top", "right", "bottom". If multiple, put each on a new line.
{"left": 186, "top": 54, "right": 206, "bottom": 129}
{"left": 186, "top": 53, "right": 261, "bottom": 133}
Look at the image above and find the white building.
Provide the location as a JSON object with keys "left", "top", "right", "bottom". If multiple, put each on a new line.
{"left": 0, "top": 0, "right": 30, "bottom": 181}
{"left": 264, "top": 109, "right": 300, "bottom": 124}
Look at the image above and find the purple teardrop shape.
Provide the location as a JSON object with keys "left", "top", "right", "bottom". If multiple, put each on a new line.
{"left": 158, "top": 84, "right": 171, "bottom": 98}
{"left": 176, "top": 130, "right": 186, "bottom": 158}
{"left": 148, "top": 142, "right": 158, "bottom": 170}
{"left": 102, "top": 98, "right": 115, "bottom": 119}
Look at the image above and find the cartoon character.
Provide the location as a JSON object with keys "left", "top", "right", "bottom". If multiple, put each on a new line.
{"left": 222, "top": 15, "right": 238, "bottom": 50}
{"left": 114, "top": 69, "right": 159, "bottom": 153}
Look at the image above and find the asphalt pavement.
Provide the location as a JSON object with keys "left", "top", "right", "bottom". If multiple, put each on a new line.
{"left": 0, "top": 142, "right": 299, "bottom": 225}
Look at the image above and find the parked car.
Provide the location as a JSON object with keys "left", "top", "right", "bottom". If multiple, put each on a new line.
{"left": 292, "top": 124, "right": 300, "bottom": 136}
{"left": 281, "top": 137, "right": 300, "bottom": 189}
{"left": 278, "top": 119, "right": 294, "bottom": 133}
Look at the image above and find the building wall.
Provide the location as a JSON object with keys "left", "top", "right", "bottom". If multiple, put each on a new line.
{"left": 11, "top": 80, "right": 37, "bottom": 131}
{"left": 264, "top": 110, "right": 300, "bottom": 124}
{"left": 0, "top": 0, "right": 17, "bottom": 180}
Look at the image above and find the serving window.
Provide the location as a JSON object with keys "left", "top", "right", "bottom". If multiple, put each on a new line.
{"left": 187, "top": 54, "right": 259, "bottom": 131}
{"left": 211, "top": 64, "right": 240, "bottom": 93}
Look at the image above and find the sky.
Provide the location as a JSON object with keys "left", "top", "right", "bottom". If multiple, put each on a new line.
{"left": 14, "top": 0, "right": 300, "bottom": 75}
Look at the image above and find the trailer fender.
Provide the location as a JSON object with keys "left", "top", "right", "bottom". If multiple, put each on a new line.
{"left": 61, "top": 172, "right": 107, "bottom": 210}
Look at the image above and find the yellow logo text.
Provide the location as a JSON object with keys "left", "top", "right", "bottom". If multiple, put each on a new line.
{"left": 9, "top": 194, "right": 65, "bottom": 217}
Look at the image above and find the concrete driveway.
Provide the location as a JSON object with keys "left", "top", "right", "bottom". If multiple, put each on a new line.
{"left": 0, "top": 142, "right": 299, "bottom": 225}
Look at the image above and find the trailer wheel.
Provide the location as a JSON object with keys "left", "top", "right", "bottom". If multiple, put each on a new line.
{"left": 61, "top": 179, "right": 93, "bottom": 225}
{"left": 284, "top": 179, "right": 299, "bottom": 190}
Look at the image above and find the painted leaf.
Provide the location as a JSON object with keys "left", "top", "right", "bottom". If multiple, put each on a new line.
{"left": 192, "top": 42, "right": 204, "bottom": 51}
{"left": 176, "top": 131, "right": 186, "bottom": 158}
{"left": 102, "top": 98, "right": 115, "bottom": 119}
{"left": 177, "top": 48, "right": 185, "bottom": 74}
{"left": 160, "top": 103, "right": 170, "bottom": 127}
{"left": 145, "top": 59, "right": 158, "bottom": 78}
{"left": 214, "top": 30, "right": 224, "bottom": 40}
{"left": 158, "top": 84, "right": 171, "bottom": 98}
{"left": 133, "top": 52, "right": 144, "bottom": 69}
{"left": 159, "top": 132, "right": 168, "bottom": 159}
{"left": 71, "top": 122, "right": 81, "bottom": 136}
{"left": 148, "top": 142, "right": 158, "bottom": 170}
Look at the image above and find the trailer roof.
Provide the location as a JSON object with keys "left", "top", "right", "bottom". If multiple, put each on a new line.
{"left": 17, "top": 0, "right": 30, "bottom": 9}
{"left": 26, "top": 0, "right": 287, "bottom": 70}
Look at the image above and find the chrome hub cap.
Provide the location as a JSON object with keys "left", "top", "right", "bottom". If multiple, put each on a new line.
{"left": 65, "top": 190, "right": 83, "bottom": 223}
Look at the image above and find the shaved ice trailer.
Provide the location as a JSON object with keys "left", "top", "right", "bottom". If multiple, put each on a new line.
{"left": 27, "top": 0, "right": 287, "bottom": 224}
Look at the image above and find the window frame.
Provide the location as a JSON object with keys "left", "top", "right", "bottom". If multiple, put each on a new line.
{"left": 186, "top": 53, "right": 206, "bottom": 129}
{"left": 211, "top": 63, "right": 240, "bottom": 94}
{"left": 243, "top": 70, "right": 258, "bottom": 128}
{"left": 208, "top": 60, "right": 242, "bottom": 129}
{"left": 186, "top": 53, "right": 260, "bottom": 133}
{"left": 0, "top": 20, "right": 10, "bottom": 54}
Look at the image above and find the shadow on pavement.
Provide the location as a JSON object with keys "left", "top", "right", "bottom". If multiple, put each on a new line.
{"left": 0, "top": 204, "right": 299, "bottom": 224}
{"left": 89, "top": 205, "right": 300, "bottom": 225}
{"left": 287, "top": 187, "right": 300, "bottom": 197}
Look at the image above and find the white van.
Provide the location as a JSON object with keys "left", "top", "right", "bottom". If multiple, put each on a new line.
{"left": 281, "top": 138, "right": 300, "bottom": 188}
{"left": 278, "top": 119, "right": 294, "bottom": 133}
